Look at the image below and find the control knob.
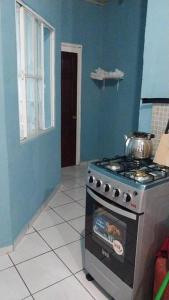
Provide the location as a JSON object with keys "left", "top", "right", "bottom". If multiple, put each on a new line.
{"left": 88, "top": 176, "right": 95, "bottom": 184}
{"left": 103, "top": 183, "right": 111, "bottom": 192}
{"left": 123, "top": 193, "right": 131, "bottom": 203}
{"left": 96, "top": 180, "right": 102, "bottom": 188}
{"left": 112, "top": 188, "right": 120, "bottom": 198}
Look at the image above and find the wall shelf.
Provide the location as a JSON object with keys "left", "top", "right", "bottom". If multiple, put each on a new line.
{"left": 90, "top": 68, "right": 124, "bottom": 90}
{"left": 90, "top": 68, "right": 125, "bottom": 81}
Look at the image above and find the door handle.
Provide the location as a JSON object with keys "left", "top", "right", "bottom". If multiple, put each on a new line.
{"left": 87, "top": 188, "right": 137, "bottom": 220}
{"left": 72, "top": 115, "right": 77, "bottom": 120}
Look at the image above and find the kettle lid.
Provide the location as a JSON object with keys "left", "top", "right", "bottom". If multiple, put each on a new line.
{"left": 132, "top": 132, "right": 155, "bottom": 139}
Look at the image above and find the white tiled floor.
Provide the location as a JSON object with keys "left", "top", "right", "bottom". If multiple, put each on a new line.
{"left": 0, "top": 164, "right": 111, "bottom": 299}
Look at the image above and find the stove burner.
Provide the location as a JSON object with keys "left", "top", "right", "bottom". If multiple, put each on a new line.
{"left": 125, "top": 170, "right": 154, "bottom": 183}
{"left": 106, "top": 162, "right": 122, "bottom": 171}
{"left": 94, "top": 156, "right": 169, "bottom": 185}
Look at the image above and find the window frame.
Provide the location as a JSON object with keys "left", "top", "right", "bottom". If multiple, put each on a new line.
{"left": 16, "top": 0, "right": 55, "bottom": 142}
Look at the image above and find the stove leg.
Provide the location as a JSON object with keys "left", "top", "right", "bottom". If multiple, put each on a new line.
{"left": 86, "top": 273, "right": 94, "bottom": 281}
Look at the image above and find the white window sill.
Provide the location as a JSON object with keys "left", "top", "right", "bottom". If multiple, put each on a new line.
{"left": 20, "top": 126, "right": 56, "bottom": 144}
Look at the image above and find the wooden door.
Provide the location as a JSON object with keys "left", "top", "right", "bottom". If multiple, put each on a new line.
{"left": 61, "top": 52, "right": 77, "bottom": 167}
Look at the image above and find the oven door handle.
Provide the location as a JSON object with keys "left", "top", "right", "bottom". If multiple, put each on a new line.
{"left": 87, "top": 188, "right": 137, "bottom": 221}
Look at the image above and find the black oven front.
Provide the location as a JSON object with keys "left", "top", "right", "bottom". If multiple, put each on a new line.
{"left": 85, "top": 187, "right": 143, "bottom": 288}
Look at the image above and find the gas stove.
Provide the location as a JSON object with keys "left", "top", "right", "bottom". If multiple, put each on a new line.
{"left": 85, "top": 155, "right": 169, "bottom": 300}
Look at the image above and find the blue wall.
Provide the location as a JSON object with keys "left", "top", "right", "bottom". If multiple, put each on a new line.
{"left": 142, "top": 0, "right": 169, "bottom": 99}
{"left": 0, "top": 0, "right": 105, "bottom": 247}
{"left": 0, "top": 0, "right": 61, "bottom": 246}
{"left": 0, "top": 0, "right": 148, "bottom": 247}
{"left": 0, "top": 6, "right": 12, "bottom": 246}
{"left": 139, "top": 0, "right": 169, "bottom": 131}
{"left": 61, "top": 0, "right": 104, "bottom": 160}
{"left": 60, "top": 0, "right": 147, "bottom": 160}
{"left": 100, "top": 0, "right": 147, "bottom": 157}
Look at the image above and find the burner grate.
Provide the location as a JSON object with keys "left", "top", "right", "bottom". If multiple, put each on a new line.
{"left": 94, "top": 156, "right": 169, "bottom": 184}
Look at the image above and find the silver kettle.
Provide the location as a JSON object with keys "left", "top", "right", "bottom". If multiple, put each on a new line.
{"left": 124, "top": 132, "right": 155, "bottom": 159}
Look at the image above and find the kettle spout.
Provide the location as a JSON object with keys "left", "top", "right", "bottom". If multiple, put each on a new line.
{"left": 124, "top": 134, "right": 128, "bottom": 141}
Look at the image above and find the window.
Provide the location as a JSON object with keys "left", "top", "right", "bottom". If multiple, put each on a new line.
{"left": 16, "top": 2, "right": 55, "bottom": 140}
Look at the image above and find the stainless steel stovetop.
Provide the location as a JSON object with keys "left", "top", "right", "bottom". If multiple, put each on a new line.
{"left": 93, "top": 156, "right": 169, "bottom": 184}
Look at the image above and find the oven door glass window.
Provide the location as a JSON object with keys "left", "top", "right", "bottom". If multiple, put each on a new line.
{"left": 85, "top": 187, "right": 142, "bottom": 288}
{"left": 93, "top": 208, "right": 126, "bottom": 263}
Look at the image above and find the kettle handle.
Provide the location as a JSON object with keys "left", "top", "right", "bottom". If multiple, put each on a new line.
{"left": 124, "top": 135, "right": 128, "bottom": 141}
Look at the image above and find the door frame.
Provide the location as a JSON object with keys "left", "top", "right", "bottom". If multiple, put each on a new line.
{"left": 61, "top": 42, "right": 82, "bottom": 165}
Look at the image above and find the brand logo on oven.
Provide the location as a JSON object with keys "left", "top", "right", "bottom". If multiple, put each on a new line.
{"left": 102, "top": 249, "right": 109, "bottom": 258}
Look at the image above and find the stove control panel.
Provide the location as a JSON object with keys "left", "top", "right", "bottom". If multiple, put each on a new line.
{"left": 87, "top": 168, "right": 144, "bottom": 213}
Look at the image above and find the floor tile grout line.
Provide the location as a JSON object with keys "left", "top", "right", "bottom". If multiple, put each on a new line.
{"left": 60, "top": 169, "right": 97, "bottom": 300}
{"left": 22, "top": 294, "right": 35, "bottom": 300}
{"left": 32, "top": 219, "right": 66, "bottom": 232}
{"left": 25, "top": 204, "right": 85, "bottom": 234}
{"left": 32, "top": 211, "right": 85, "bottom": 233}
{"left": 15, "top": 225, "right": 76, "bottom": 297}
{"left": 9, "top": 232, "right": 82, "bottom": 267}
{"left": 33, "top": 219, "right": 96, "bottom": 299}
{"left": 50, "top": 250, "right": 96, "bottom": 300}
{"left": 61, "top": 179, "right": 86, "bottom": 185}
{"left": 49, "top": 206, "right": 85, "bottom": 225}
{"left": 62, "top": 193, "right": 86, "bottom": 203}
{"left": 48, "top": 198, "right": 76, "bottom": 209}
{"left": 59, "top": 184, "right": 82, "bottom": 192}
{"left": 48, "top": 208, "right": 86, "bottom": 237}
{"left": 62, "top": 182, "right": 85, "bottom": 189}
{"left": 8, "top": 255, "right": 32, "bottom": 298}
{"left": 25, "top": 230, "right": 35, "bottom": 235}
{"left": 0, "top": 264, "right": 15, "bottom": 273}
{"left": 36, "top": 226, "right": 83, "bottom": 251}
{"left": 34, "top": 228, "right": 86, "bottom": 279}
{"left": 2, "top": 168, "right": 97, "bottom": 299}
{"left": 73, "top": 198, "right": 86, "bottom": 208}
{"left": 0, "top": 186, "right": 86, "bottom": 269}
{"left": 63, "top": 172, "right": 87, "bottom": 175}
{"left": 31, "top": 274, "right": 73, "bottom": 297}
{"left": 0, "top": 169, "right": 88, "bottom": 298}
{"left": 28, "top": 168, "right": 95, "bottom": 298}
{"left": 51, "top": 201, "right": 85, "bottom": 212}
{"left": 6, "top": 229, "right": 88, "bottom": 269}
{"left": 73, "top": 273, "right": 96, "bottom": 300}
{"left": 33, "top": 227, "right": 86, "bottom": 296}
{"left": 48, "top": 184, "right": 85, "bottom": 208}
{"left": 64, "top": 219, "right": 85, "bottom": 238}
{"left": 53, "top": 237, "right": 85, "bottom": 252}
{"left": 61, "top": 169, "right": 99, "bottom": 300}
{"left": 62, "top": 187, "right": 86, "bottom": 201}
{"left": 34, "top": 227, "right": 82, "bottom": 262}
{"left": 11, "top": 249, "right": 52, "bottom": 267}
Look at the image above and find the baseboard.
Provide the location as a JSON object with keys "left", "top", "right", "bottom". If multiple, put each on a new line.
{"left": 0, "top": 184, "right": 60, "bottom": 256}
{"left": 0, "top": 244, "right": 13, "bottom": 256}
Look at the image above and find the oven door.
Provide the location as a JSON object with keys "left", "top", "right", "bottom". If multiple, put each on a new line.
{"left": 85, "top": 187, "right": 142, "bottom": 288}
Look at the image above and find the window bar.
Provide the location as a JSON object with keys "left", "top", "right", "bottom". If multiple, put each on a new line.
{"left": 40, "top": 23, "right": 45, "bottom": 129}
{"left": 50, "top": 30, "right": 55, "bottom": 127}
{"left": 33, "top": 17, "right": 38, "bottom": 135}
{"left": 20, "top": 7, "right": 28, "bottom": 138}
